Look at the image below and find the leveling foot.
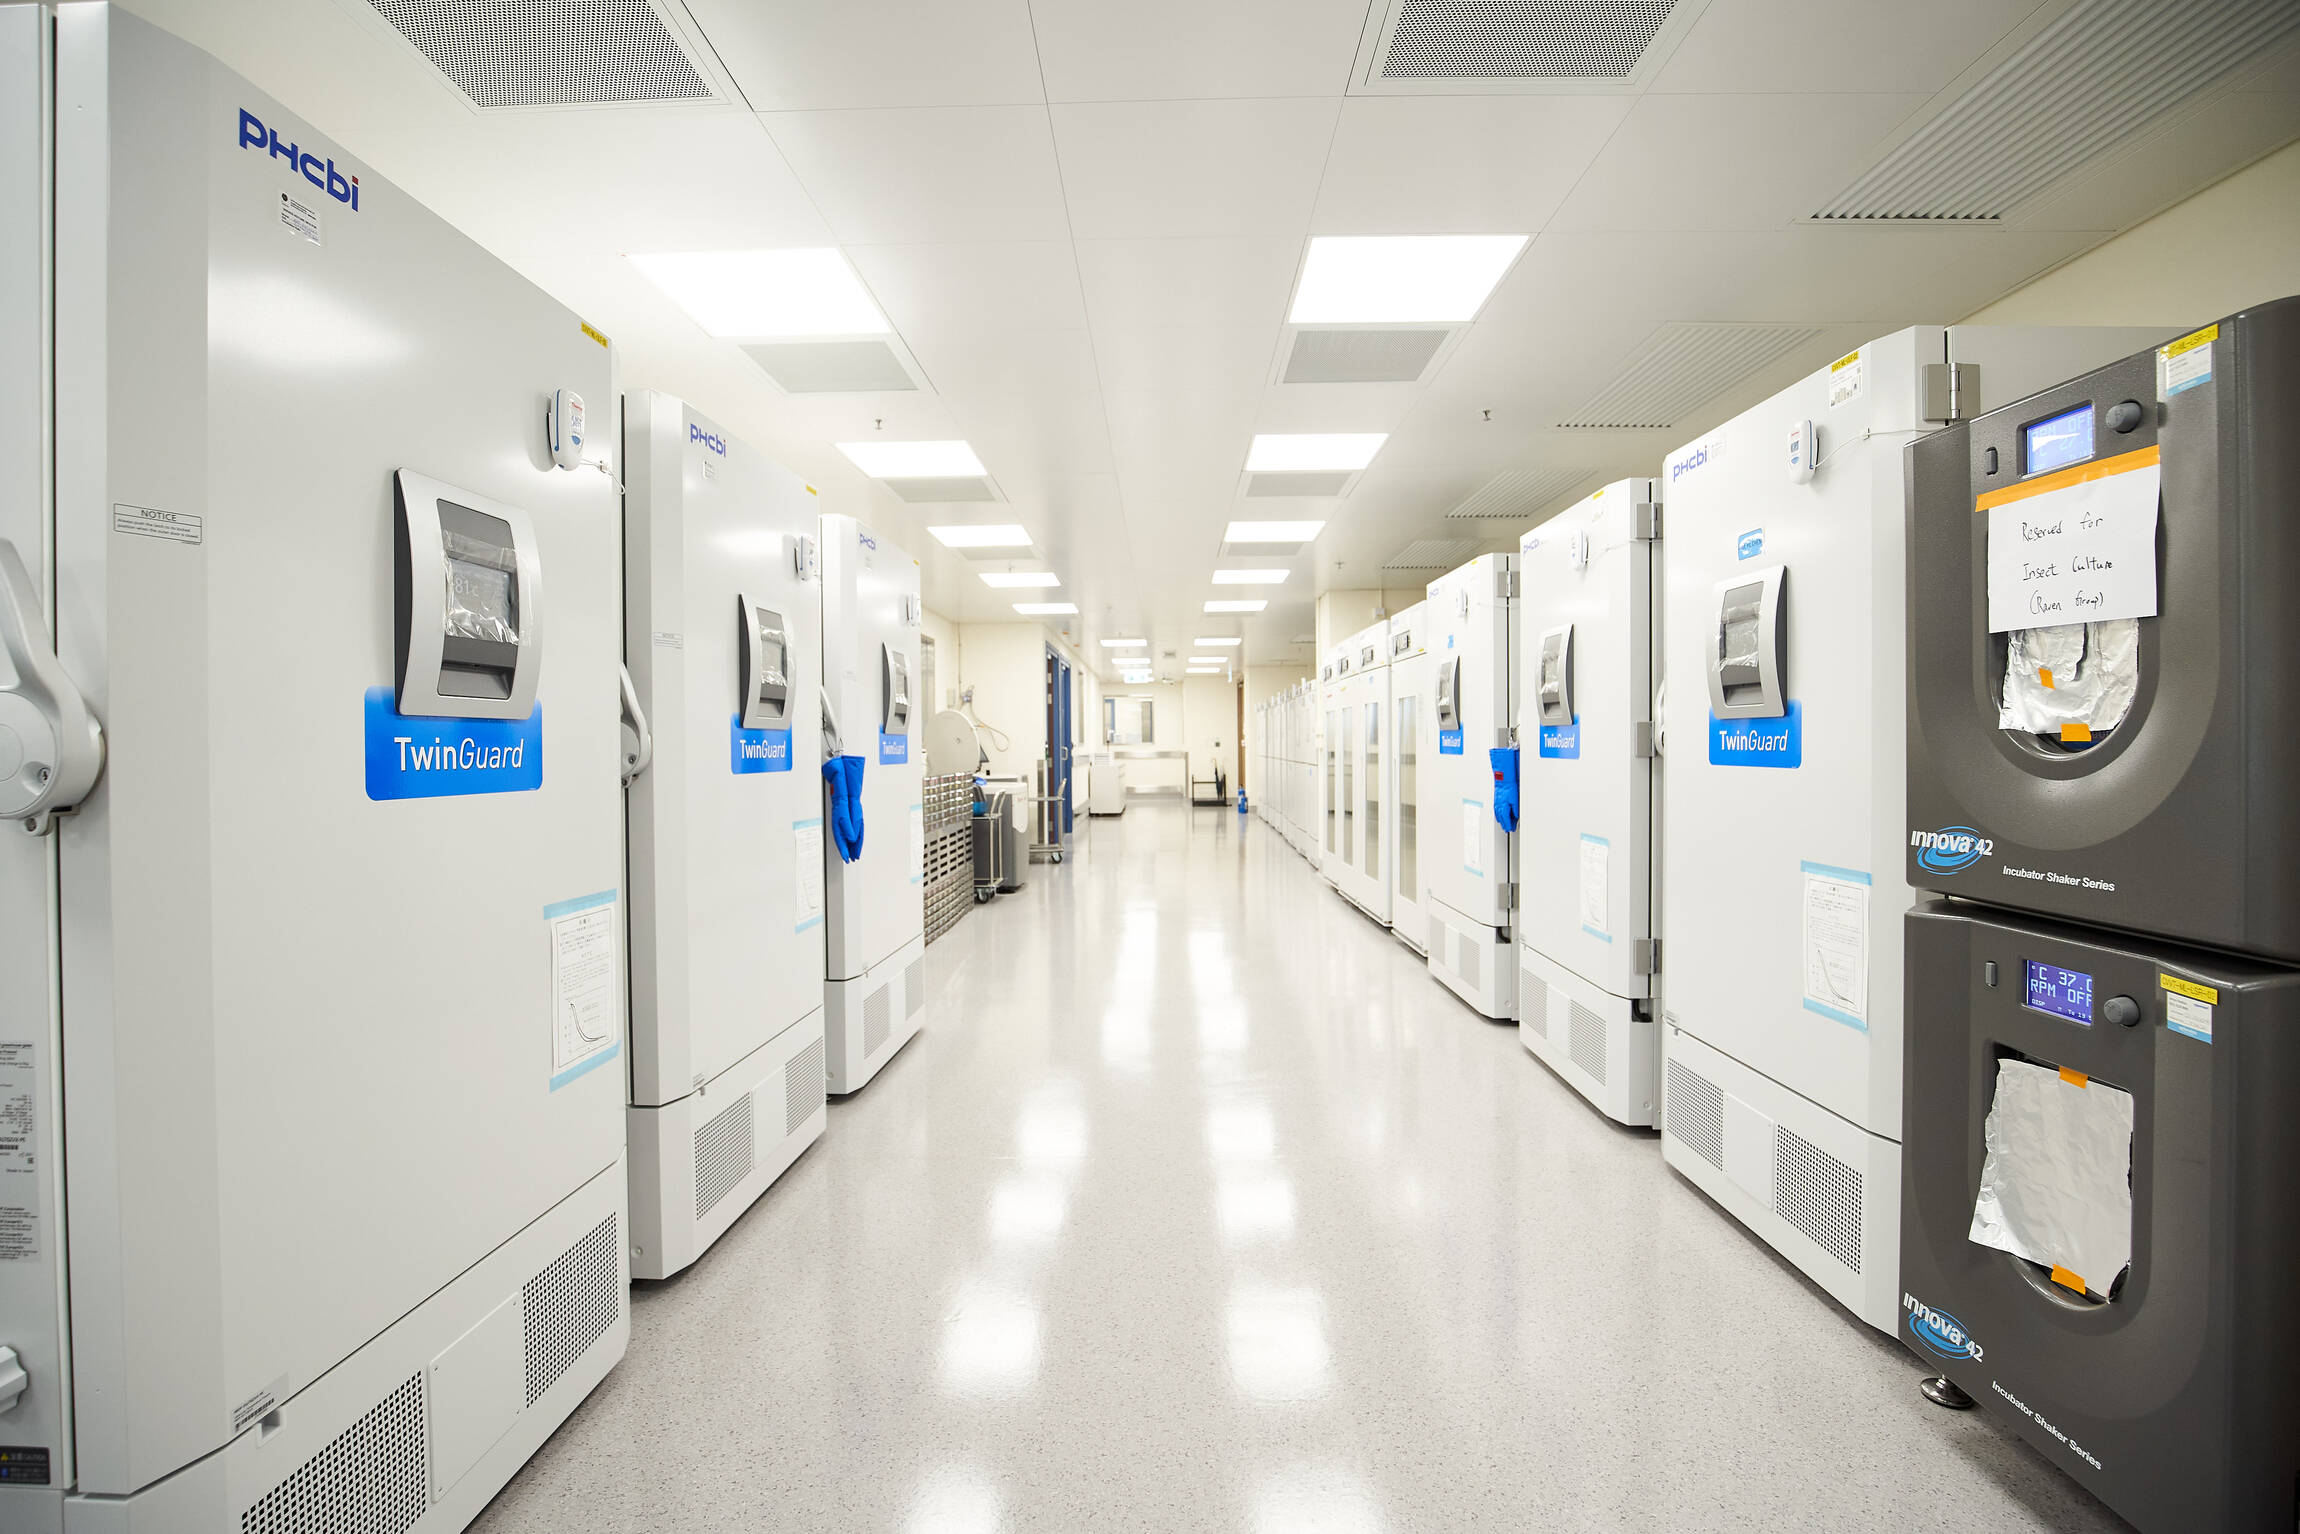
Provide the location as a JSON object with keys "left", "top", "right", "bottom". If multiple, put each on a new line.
{"left": 1920, "top": 1375, "right": 1976, "bottom": 1410}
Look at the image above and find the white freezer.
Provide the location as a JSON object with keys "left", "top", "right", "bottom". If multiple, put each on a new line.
{"left": 1329, "top": 618, "right": 1393, "bottom": 926}
{"left": 1388, "top": 604, "right": 1431, "bottom": 957}
{"left": 1421, "top": 554, "right": 1517, "bottom": 1019}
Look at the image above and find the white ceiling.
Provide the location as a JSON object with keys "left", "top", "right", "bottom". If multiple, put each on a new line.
{"left": 122, "top": 0, "right": 2300, "bottom": 679}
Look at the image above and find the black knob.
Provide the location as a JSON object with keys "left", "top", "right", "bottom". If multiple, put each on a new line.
{"left": 2103, "top": 993, "right": 2141, "bottom": 1028}
{"left": 2107, "top": 399, "right": 2145, "bottom": 433}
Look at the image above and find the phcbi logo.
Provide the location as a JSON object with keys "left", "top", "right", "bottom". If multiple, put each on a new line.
{"left": 689, "top": 424, "right": 727, "bottom": 456}
{"left": 1668, "top": 435, "right": 1726, "bottom": 483}
{"left": 1904, "top": 1294, "right": 1984, "bottom": 1362}
{"left": 238, "top": 108, "right": 360, "bottom": 210}
{"left": 1912, "top": 825, "right": 1993, "bottom": 873}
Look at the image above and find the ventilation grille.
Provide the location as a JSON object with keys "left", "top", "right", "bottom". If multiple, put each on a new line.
{"left": 1283, "top": 327, "right": 1451, "bottom": 384}
{"left": 904, "top": 957, "right": 927, "bottom": 1017}
{"left": 1665, "top": 1058, "right": 1723, "bottom": 1169}
{"left": 523, "top": 1215, "right": 619, "bottom": 1406}
{"left": 241, "top": 1374, "right": 426, "bottom": 1534}
{"left": 1379, "top": 0, "right": 1678, "bottom": 79}
{"left": 785, "top": 1035, "right": 826, "bottom": 1136}
{"left": 1776, "top": 1126, "right": 1863, "bottom": 1273}
{"left": 1813, "top": 0, "right": 2300, "bottom": 221}
{"left": 1456, "top": 930, "right": 1481, "bottom": 990}
{"left": 1568, "top": 1001, "right": 1607, "bottom": 1085}
{"left": 692, "top": 1092, "right": 756, "bottom": 1220}
{"left": 366, "top": 0, "right": 713, "bottom": 110}
{"left": 1522, "top": 970, "right": 1547, "bottom": 1037}
{"left": 1384, "top": 538, "right": 1479, "bottom": 571}
{"left": 1447, "top": 465, "right": 1595, "bottom": 519}
{"left": 1558, "top": 323, "right": 1828, "bottom": 430}
{"left": 743, "top": 340, "right": 916, "bottom": 394}
{"left": 1246, "top": 470, "right": 1355, "bottom": 498}
{"left": 885, "top": 476, "right": 999, "bottom": 504}
{"left": 863, "top": 982, "right": 891, "bottom": 1057}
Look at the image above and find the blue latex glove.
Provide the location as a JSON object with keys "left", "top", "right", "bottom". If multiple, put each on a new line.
{"left": 822, "top": 755, "right": 867, "bottom": 862}
{"left": 1489, "top": 746, "right": 1520, "bottom": 834}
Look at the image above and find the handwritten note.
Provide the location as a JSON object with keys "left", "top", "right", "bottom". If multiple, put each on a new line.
{"left": 1983, "top": 451, "right": 2160, "bottom": 635}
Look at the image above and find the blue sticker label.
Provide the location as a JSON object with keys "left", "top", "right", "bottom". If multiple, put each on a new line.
{"left": 1538, "top": 719, "right": 1580, "bottom": 759}
{"left": 1708, "top": 701, "right": 1802, "bottom": 768}
{"left": 878, "top": 731, "right": 909, "bottom": 765}
{"left": 1737, "top": 528, "right": 1764, "bottom": 560}
{"left": 364, "top": 687, "right": 541, "bottom": 800}
{"left": 731, "top": 718, "right": 794, "bottom": 774}
{"left": 1438, "top": 728, "right": 1464, "bottom": 756}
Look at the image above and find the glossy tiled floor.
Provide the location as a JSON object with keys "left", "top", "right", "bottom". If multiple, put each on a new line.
{"left": 473, "top": 803, "right": 2127, "bottom": 1534}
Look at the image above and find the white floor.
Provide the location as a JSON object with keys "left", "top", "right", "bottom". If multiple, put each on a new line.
{"left": 472, "top": 802, "right": 2128, "bottom": 1533}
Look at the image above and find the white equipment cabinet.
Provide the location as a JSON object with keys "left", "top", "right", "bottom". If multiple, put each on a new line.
{"left": 621, "top": 392, "right": 827, "bottom": 1281}
{"left": 1659, "top": 324, "right": 2170, "bottom": 1331}
{"left": 1387, "top": 604, "right": 1431, "bottom": 955}
{"left": 1421, "top": 555, "right": 1518, "bottom": 1019}
{"left": 1317, "top": 641, "right": 1355, "bottom": 893}
{"left": 819, "top": 515, "right": 927, "bottom": 1094}
{"left": 1516, "top": 480, "right": 1662, "bottom": 1126}
{"left": 1332, "top": 619, "right": 1392, "bottom": 925}
{"left": 0, "top": 8, "right": 629, "bottom": 1527}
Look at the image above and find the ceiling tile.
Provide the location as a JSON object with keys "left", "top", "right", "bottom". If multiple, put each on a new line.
{"left": 1649, "top": 0, "right": 2032, "bottom": 95}
{"left": 1074, "top": 237, "right": 1302, "bottom": 333}
{"left": 1052, "top": 100, "right": 1341, "bottom": 240}
{"left": 2011, "top": 86, "right": 2300, "bottom": 233}
{"left": 683, "top": 0, "right": 1046, "bottom": 109}
{"left": 847, "top": 242, "right": 1090, "bottom": 337}
{"left": 1031, "top": 0, "right": 1367, "bottom": 101}
{"left": 764, "top": 106, "right": 1070, "bottom": 243}
{"left": 1310, "top": 96, "right": 1633, "bottom": 233}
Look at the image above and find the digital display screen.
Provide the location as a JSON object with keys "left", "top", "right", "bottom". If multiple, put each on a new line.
{"left": 2025, "top": 961, "right": 2094, "bottom": 1025}
{"left": 2024, "top": 402, "right": 2094, "bottom": 477}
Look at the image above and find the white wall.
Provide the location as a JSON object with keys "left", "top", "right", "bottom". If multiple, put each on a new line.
{"left": 1181, "top": 674, "right": 1241, "bottom": 791}
{"left": 919, "top": 606, "right": 959, "bottom": 714}
{"left": 953, "top": 622, "right": 1047, "bottom": 778}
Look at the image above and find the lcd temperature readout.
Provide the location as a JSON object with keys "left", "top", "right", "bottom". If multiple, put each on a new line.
{"left": 2025, "top": 961, "right": 2095, "bottom": 1025}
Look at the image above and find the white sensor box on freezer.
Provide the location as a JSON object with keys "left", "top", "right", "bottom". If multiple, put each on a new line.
{"left": 622, "top": 392, "right": 828, "bottom": 1281}
{"left": 1422, "top": 554, "right": 1518, "bottom": 1019}
{"left": 1387, "top": 604, "right": 1432, "bottom": 957}
{"left": 1658, "top": 323, "right": 2171, "bottom": 1332}
{"left": 819, "top": 514, "right": 928, "bottom": 1095}
{"left": 1518, "top": 479, "right": 1663, "bottom": 1127}
{"left": 0, "top": 8, "right": 631, "bottom": 1527}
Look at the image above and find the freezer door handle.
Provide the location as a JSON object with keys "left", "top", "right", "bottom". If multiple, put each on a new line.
{"left": 0, "top": 537, "right": 104, "bottom": 835}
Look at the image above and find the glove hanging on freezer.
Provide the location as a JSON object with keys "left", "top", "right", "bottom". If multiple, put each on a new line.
{"left": 823, "top": 755, "right": 866, "bottom": 863}
{"left": 1489, "top": 745, "right": 1520, "bottom": 833}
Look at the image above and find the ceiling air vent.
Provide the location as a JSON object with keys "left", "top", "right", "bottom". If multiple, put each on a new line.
{"left": 1246, "top": 471, "right": 1356, "bottom": 498}
{"left": 1556, "top": 322, "right": 1826, "bottom": 430}
{"left": 1446, "top": 465, "right": 1594, "bottom": 519}
{"left": 1814, "top": 0, "right": 2300, "bottom": 222}
{"left": 1281, "top": 328, "right": 1453, "bottom": 385}
{"left": 742, "top": 341, "right": 918, "bottom": 394}
{"left": 885, "top": 477, "right": 1001, "bottom": 505}
{"left": 1353, "top": 0, "right": 1700, "bottom": 92}
{"left": 361, "top": 0, "right": 727, "bottom": 110}
{"left": 1385, "top": 537, "right": 1480, "bottom": 570}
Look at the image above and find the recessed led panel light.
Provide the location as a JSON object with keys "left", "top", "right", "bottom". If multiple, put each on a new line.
{"left": 1288, "top": 235, "right": 1528, "bottom": 325}
{"left": 630, "top": 249, "right": 889, "bottom": 338}
{"left": 980, "top": 572, "right": 1059, "bottom": 588}
{"left": 1245, "top": 434, "right": 1386, "bottom": 473}
{"left": 1204, "top": 600, "right": 1268, "bottom": 613}
{"left": 837, "top": 440, "right": 986, "bottom": 479}
{"left": 1189, "top": 655, "right": 1229, "bottom": 664}
{"left": 1212, "top": 569, "right": 1289, "bottom": 585}
{"left": 1187, "top": 667, "right": 1222, "bottom": 674}
{"left": 929, "top": 524, "right": 1032, "bottom": 548}
{"left": 1012, "top": 602, "right": 1078, "bottom": 615}
{"left": 1100, "top": 638, "right": 1148, "bottom": 648}
{"left": 1194, "top": 637, "right": 1243, "bottom": 646}
{"left": 1223, "top": 520, "right": 1325, "bottom": 543}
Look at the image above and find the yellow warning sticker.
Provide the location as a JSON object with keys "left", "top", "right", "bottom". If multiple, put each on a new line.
{"left": 580, "top": 320, "right": 610, "bottom": 349}
{"left": 2161, "top": 973, "right": 2219, "bottom": 1005}
{"left": 1828, "top": 348, "right": 1864, "bottom": 408}
{"left": 1830, "top": 350, "right": 1861, "bottom": 372}
{"left": 2160, "top": 323, "right": 2218, "bottom": 360}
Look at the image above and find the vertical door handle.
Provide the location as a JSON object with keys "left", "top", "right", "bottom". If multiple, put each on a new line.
{"left": 0, "top": 537, "right": 104, "bottom": 834}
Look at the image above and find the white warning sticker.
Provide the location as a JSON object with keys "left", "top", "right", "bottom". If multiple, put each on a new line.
{"left": 1828, "top": 349, "right": 1863, "bottom": 408}
{"left": 278, "top": 190, "right": 322, "bottom": 245}
{"left": 547, "top": 892, "right": 620, "bottom": 1089}
{"left": 795, "top": 819, "right": 825, "bottom": 931}
{"left": 2165, "top": 990, "right": 2213, "bottom": 1043}
{"left": 0, "top": 1041, "right": 36, "bottom": 1262}
{"left": 112, "top": 503, "right": 203, "bottom": 546}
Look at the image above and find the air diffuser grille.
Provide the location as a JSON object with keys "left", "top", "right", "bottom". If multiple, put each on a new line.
{"left": 1384, "top": 538, "right": 1479, "bottom": 571}
{"left": 1380, "top": 0, "right": 1678, "bottom": 79}
{"left": 692, "top": 1091, "right": 755, "bottom": 1220}
{"left": 885, "top": 476, "right": 999, "bottom": 504}
{"left": 1283, "top": 327, "right": 1452, "bottom": 384}
{"left": 1557, "top": 323, "right": 1827, "bottom": 429}
{"left": 1776, "top": 1126, "right": 1863, "bottom": 1272}
{"left": 366, "top": 0, "right": 713, "bottom": 109}
{"left": 241, "top": 1374, "right": 426, "bottom": 1534}
{"left": 1521, "top": 970, "right": 1547, "bottom": 1037}
{"left": 785, "top": 1035, "right": 826, "bottom": 1136}
{"left": 1246, "top": 471, "right": 1355, "bottom": 498}
{"left": 1665, "top": 1057, "right": 1723, "bottom": 1169}
{"left": 1447, "top": 465, "right": 1594, "bottom": 519}
{"left": 1568, "top": 1000, "right": 1607, "bottom": 1084}
{"left": 743, "top": 341, "right": 916, "bottom": 394}
{"left": 523, "top": 1215, "right": 619, "bottom": 1406}
{"left": 1814, "top": 0, "right": 2300, "bottom": 221}
{"left": 863, "top": 982, "right": 891, "bottom": 1056}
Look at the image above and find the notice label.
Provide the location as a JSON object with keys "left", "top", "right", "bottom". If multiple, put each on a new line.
{"left": 1462, "top": 799, "right": 1484, "bottom": 877}
{"left": 2157, "top": 323, "right": 2215, "bottom": 398}
{"left": 1579, "top": 835, "right": 1610, "bottom": 940}
{"left": 0, "top": 1041, "right": 36, "bottom": 1263}
{"left": 1828, "top": 349, "right": 1863, "bottom": 408}
{"left": 1982, "top": 446, "right": 2161, "bottom": 633}
{"left": 278, "top": 190, "right": 322, "bottom": 245}
{"left": 111, "top": 502, "right": 203, "bottom": 545}
{"left": 1800, "top": 862, "right": 1871, "bottom": 1030}
{"left": 2165, "top": 991, "right": 2212, "bottom": 1043}
{"left": 794, "top": 820, "right": 825, "bottom": 931}
{"left": 547, "top": 891, "right": 620, "bottom": 1090}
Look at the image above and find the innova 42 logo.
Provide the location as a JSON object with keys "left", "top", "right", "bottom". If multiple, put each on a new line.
{"left": 689, "top": 424, "right": 727, "bottom": 456}
{"left": 1911, "top": 826, "right": 1993, "bottom": 874}
{"left": 238, "top": 108, "right": 360, "bottom": 210}
{"left": 1904, "top": 1294, "right": 1984, "bottom": 1362}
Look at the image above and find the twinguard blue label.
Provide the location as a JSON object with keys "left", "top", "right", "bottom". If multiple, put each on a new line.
{"left": 1539, "top": 719, "right": 1580, "bottom": 759}
{"left": 731, "top": 718, "right": 794, "bottom": 774}
{"left": 878, "top": 731, "right": 910, "bottom": 765}
{"left": 365, "top": 687, "right": 541, "bottom": 800}
{"left": 1709, "top": 701, "right": 1802, "bottom": 768}
{"left": 1438, "top": 728, "right": 1464, "bottom": 756}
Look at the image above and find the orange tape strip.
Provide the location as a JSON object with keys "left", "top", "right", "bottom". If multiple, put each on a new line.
{"left": 2061, "top": 722, "right": 2092, "bottom": 743}
{"left": 2060, "top": 1066, "right": 2088, "bottom": 1088}
{"left": 2039, "top": 667, "right": 2055, "bottom": 689}
{"left": 2050, "top": 1265, "right": 2087, "bottom": 1295}
{"left": 1975, "top": 443, "right": 2160, "bottom": 511}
